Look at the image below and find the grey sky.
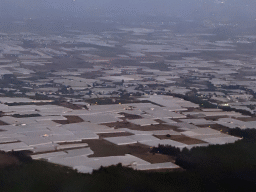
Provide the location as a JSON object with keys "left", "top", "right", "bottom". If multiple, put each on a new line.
{"left": 1, "top": 0, "right": 256, "bottom": 20}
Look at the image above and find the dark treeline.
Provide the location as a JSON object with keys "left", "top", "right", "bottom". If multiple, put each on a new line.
{"left": 149, "top": 128, "right": 256, "bottom": 191}
{"left": 229, "top": 128, "right": 256, "bottom": 141}
{"left": 168, "top": 92, "right": 254, "bottom": 116}
{"left": 9, "top": 151, "right": 33, "bottom": 163}
{"left": 219, "top": 106, "right": 253, "bottom": 116}
{"left": 5, "top": 101, "right": 55, "bottom": 106}
{"left": 1, "top": 150, "right": 256, "bottom": 192}
{"left": 1, "top": 129, "right": 256, "bottom": 191}
{"left": 168, "top": 92, "right": 217, "bottom": 108}
{"left": 151, "top": 144, "right": 182, "bottom": 156}
{"left": 0, "top": 150, "right": 32, "bottom": 164}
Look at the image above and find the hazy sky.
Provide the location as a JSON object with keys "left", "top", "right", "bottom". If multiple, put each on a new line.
{"left": 1, "top": 0, "right": 256, "bottom": 20}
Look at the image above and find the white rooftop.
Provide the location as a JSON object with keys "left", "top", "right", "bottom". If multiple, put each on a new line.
{"left": 104, "top": 136, "right": 137, "bottom": 145}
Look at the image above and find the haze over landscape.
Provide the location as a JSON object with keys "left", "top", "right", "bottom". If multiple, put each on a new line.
{"left": 0, "top": 0, "right": 256, "bottom": 191}
{"left": 1, "top": 0, "right": 256, "bottom": 18}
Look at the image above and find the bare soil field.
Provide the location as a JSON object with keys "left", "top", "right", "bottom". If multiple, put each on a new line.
{"left": 134, "top": 152, "right": 175, "bottom": 164}
{"left": 103, "top": 121, "right": 179, "bottom": 131}
{"left": 186, "top": 107, "right": 202, "bottom": 112}
{"left": 204, "top": 116, "right": 226, "bottom": 121}
{"left": 155, "top": 135, "right": 206, "bottom": 145}
{"left": 29, "top": 57, "right": 93, "bottom": 72}
{"left": 85, "top": 139, "right": 149, "bottom": 157}
{"left": 84, "top": 139, "right": 176, "bottom": 164}
{"left": 98, "top": 132, "right": 134, "bottom": 138}
{"left": 80, "top": 71, "right": 104, "bottom": 79}
{"left": 200, "top": 124, "right": 230, "bottom": 133}
{"left": 119, "top": 112, "right": 143, "bottom": 120}
{"left": 237, "top": 117, "right": 256, "bottom": 122}
{"left": 154, "top": 119, "right": 166, "bottom": 124}
{"left": 0, "top": 120, "right": 8, "bottom": 125}
{"left": 57, "top": 102, "right": 83, "bottom": 110}
{"left": 53, "top": 115, "right": 84, "bottom": 124}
